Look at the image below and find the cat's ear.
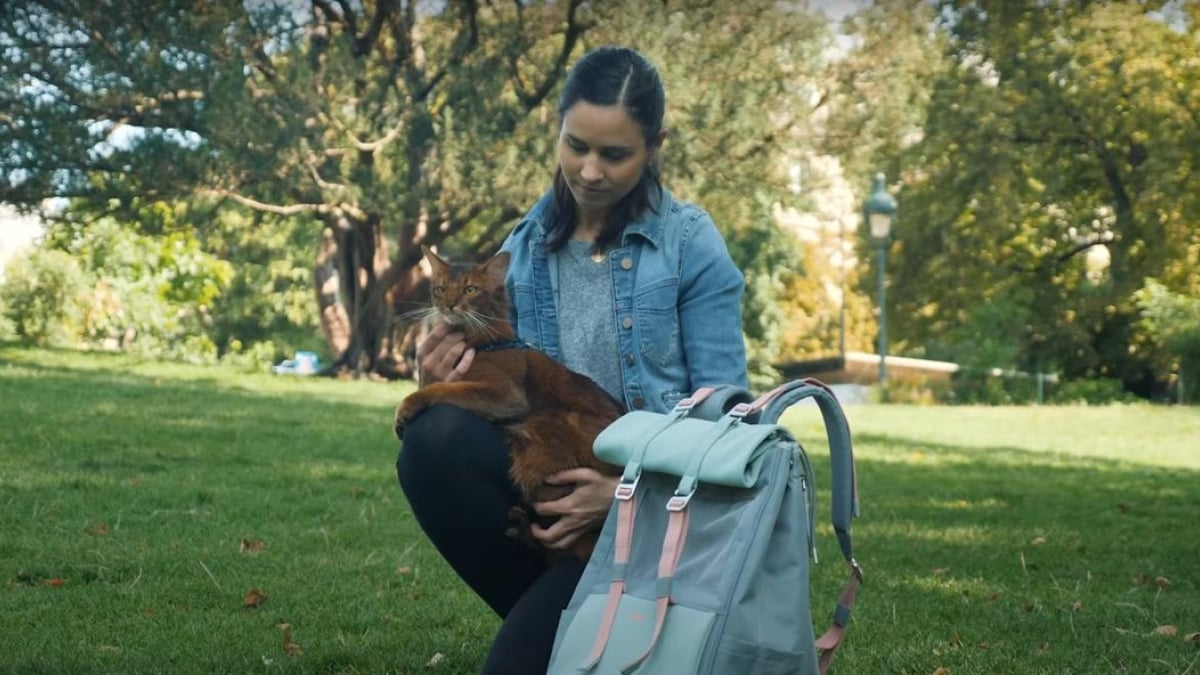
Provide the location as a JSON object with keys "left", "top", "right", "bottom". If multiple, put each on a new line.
{"left": 422, "top": 245, "right": 450, "bottom": 275}
{"left": 483, "top": 250, "right": 511, "bottom": 283}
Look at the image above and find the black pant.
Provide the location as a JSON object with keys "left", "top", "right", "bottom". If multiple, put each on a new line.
{"left": 396, "top": 404, "right": 584, "bottom": 674}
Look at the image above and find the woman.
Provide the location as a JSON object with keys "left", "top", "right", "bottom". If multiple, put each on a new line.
{"left": 396, "top": 45, "right": 747, "bottom": 673}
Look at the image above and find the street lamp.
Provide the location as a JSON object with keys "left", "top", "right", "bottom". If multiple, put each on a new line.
{"left": 863, "top": 172, "right": 897, "bottom": 390}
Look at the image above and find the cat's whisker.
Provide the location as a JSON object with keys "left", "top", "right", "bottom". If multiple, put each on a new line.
{"left": 398, "top": 307, "right": 439, "bottom": 321}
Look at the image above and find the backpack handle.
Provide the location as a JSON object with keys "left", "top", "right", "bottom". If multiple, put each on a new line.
{"left": 748, "top": 378, "right": 859, "bottom": 564}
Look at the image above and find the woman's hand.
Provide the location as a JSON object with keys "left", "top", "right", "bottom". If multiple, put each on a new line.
{"left": 531, "top": 467, "right": 619, "bottom": 550}
{"left": 416, "top": 321, "right": 475, "bottom": 384}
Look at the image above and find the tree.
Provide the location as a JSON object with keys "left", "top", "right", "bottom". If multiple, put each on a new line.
{"left": 3, "top": 0, "right": 586, "bottom": 376}
{"left": 830, "top": 0, "right": 1200, "bottom": 395}
{"left": 3, "top": 0, "right": 833, "bottom": 380}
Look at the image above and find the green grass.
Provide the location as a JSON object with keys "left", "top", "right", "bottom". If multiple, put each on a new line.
{"left": 2, "top": 345, "right": 1198, "bottom": 674}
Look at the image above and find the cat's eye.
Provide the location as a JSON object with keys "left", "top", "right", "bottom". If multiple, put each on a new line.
{"left": 463, "top": 285, "right": 479, "bottom": 296}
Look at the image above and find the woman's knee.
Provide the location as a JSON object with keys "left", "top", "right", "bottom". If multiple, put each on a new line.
{"left": 396, "top": 404, "right": 508, "bottom": 489}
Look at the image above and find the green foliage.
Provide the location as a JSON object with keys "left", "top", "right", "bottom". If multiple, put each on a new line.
{"left": 829, "top": 1, "right": 1200, "bottom": 397}
{"left": 198, "top": 208, "right": 324, "bottom": 363}
{"left": 37, "top": 214, "right": 233, "bottom": 361}
{"left": 725, "top": 192, "right": 807, "bottom": 387}
{"left": 1136, "top": 279, "right": 1200, "bottom": 402}
{"left": 0, "top": 249, "right": 91, "bottom": 345}
{"left": 1050, "top": 377, "right": 1141, "bottom": 406}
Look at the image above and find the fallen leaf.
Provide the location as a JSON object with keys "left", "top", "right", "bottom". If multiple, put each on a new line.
{"left": 932, "top": 668, "right": 950, "bottom": 675}
{"left": 44, "top": 578, "right": 63, "bottom": 587}
{"left": 279, "top": 623, "right": 303, "bottom": 656}
{"left": 239, "top": 538, "right": 265, "bottom": 555}
{"left": 427, "top": 652, "right": 446, "bottom": 667}
{"left": 1154, "top": 576, "right": 1171, "bottom": 588}
{"left": 86, "top": 523, "right": 110, "bottom": 537}
{"left": 988, "top": 593, "right": 1002, "bottom": 602}
{"left": 1039, "top": 643, "right": 1050, "bottom": 653}
{"left": 976, "top": 642, "right": 990, "bottom": 650}
{"left": 1184, "top": 632, "right": 1200, "bottom": 644}
{"left": 932, "top": 567, "right": 950, "bottom": 577}
{"left": 1156, "top": 625, "right": 1179, "bottom": 638}
{"left": 396, "top": 566, "right": 413, "bottom": 576}
{"left": 1031, "top": 536, "right": 1046, "bottom": 545}
{"left": 1071, "top": 601, "right": 1083, "bottom": 612}
{"left": 243, "top": 588, "right": 268, "bottom": 608}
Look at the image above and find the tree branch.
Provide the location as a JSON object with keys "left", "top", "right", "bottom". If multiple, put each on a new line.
{"left": 414, "top": 0, "right": 481, "bottom": 102}
{"left": 511, "top": 0, "right": 591, "bottom": 110}
{"left": 201, "top": 188, "right": 367, "bottom": 222}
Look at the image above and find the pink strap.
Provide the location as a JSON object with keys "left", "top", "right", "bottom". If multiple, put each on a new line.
{"left": 620, "top": 506, "right": 690, "bottom": 673}
{"left": 673, "top": 386, "right": 717, "bottom": 413}
{"left": 814, "top": 568, "right": 862, "bottom": 674}
{"left": 581, "top": 495, "right": 637, "bottom": 670}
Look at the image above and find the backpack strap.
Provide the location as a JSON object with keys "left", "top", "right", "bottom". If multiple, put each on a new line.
{"left": 619, "top": 407, "right": 747, "bottom": 674}
{"left": 684, "top": 384, "right": 754, "bottom": 421}
{"left": 747, "top": 378, "right": 863, "bottom": 675}
{"left": 580, "top": 388, "right": 718, "bottom": 672}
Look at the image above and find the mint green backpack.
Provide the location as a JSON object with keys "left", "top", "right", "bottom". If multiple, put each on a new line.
{"left": 547, "top": 379, "right": 862, "bottom": 675}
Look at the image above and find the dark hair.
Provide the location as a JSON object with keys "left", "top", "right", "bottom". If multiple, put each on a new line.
{"left": 546, "top": 46, "right": 666, "bottom": 253}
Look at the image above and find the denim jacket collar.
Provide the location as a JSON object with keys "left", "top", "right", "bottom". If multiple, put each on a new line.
{"left": 523, "top": 187, "right": 671, "bottom": 250}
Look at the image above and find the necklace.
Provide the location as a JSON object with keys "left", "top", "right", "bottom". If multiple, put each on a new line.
{"left": 590, "top": 251, "right": 606, "bottom": 264}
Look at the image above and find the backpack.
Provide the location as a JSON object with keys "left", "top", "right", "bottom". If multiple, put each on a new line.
{"left": 547, "top": 379, "right": 862, "bottom": 675}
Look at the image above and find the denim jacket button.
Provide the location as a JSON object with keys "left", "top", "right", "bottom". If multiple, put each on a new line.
{"left": 620, "top": 257, "right": 633, "bottom": 270}
{"left": 632, "top": 396, "right": 645, "bottom": 409}
{"left": 625, "top": 353, "right": 635, "bottom": 366}
{"left": 621, "top": 316, "right": 633, "bottom": 329}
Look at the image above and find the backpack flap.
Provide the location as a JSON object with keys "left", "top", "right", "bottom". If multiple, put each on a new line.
{"left": 593, "top": 408, "right": 783, "bottom": 487}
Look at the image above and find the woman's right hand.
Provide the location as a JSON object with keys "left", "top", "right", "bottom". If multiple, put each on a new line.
{"left": 417, "top": 321, "right": 475, "bottom": 384}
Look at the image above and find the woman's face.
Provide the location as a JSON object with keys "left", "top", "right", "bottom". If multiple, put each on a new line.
{"left": 558, "top": 101, "right": 662, "bottom": 221}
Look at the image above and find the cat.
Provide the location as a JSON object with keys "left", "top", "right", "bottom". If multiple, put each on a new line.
{"left": 394, "top": 245, "right": 624, "bottom": 561}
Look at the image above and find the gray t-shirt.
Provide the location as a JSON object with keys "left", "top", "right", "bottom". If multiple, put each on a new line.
{"left": 555, "top": 239, "right": 624, "bottom": 402}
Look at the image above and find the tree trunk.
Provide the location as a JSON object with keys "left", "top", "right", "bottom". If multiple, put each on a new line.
{"left": 314, "top": 212, "right": 399, "bottom": 378}
{"left": 313, "top": 209, "right": 440, "bottom": 380}
{"left": 315, "top": 226, "right": 351, "bottom": 359}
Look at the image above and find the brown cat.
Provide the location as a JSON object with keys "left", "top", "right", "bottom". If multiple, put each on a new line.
{"left": 394, "top": 245, "right": 624, "bottom": 560}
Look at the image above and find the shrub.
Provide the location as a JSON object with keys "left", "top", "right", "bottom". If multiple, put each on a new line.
{"left": 0, "top": 249, "right": 92, "bottom": 346}
{"left": 1050, "top": 377, "right": 1140, "bottom": 406}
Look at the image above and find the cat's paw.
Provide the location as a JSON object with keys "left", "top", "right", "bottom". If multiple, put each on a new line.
{"left": 505, "top": 505, "right": 538, "bottom": 549}
{"left": 394, "top": 398, "right": 422, "bottom": 440}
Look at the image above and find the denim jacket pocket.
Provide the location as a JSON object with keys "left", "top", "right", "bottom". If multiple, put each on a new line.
{"left": 635, "top": 277, "right": 680, "bottom": 366}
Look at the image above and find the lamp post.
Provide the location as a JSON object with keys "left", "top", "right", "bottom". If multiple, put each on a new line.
{"left": 864, "top": 172, "right": 897, "bottom": 390}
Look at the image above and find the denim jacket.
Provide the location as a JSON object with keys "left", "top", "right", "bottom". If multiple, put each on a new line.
{"left": 500, "top": 188, "right": 748, "bottom": 414}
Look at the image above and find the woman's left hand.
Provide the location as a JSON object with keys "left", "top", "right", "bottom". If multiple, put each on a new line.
{"left": 531, "top": 467, "right": 619, "bottom": 550}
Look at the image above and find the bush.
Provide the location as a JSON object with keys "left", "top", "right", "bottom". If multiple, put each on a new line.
{"left": 1050, "top": 377, "right": 1140, "bottom": 406}
{"left": 0, "top": 249, "right": 92, "bottom": 346}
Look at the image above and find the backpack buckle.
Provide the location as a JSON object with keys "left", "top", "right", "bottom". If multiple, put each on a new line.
{"left": 673, "top": 397, "right": 696, "bottom": 413}
{"left": 729, "top": 402, "right": 752, "bottom": 419}
{"left": 666, "top": 489, "right": 695, "bottom": 512}
{"left": 614, "top": 476, "right": 639, "bottom": 501}
{"left": 851, "top": 558, "right": 865, "bottom": 584}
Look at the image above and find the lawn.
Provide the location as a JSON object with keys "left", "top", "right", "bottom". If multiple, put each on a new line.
{"left": 1, "top": 345, "right": 1197, "bottom": 674}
